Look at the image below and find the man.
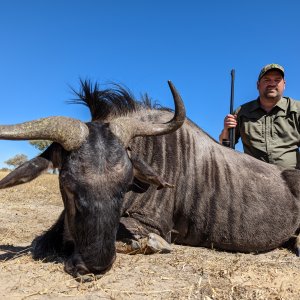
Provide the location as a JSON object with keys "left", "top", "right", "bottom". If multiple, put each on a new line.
{"left": 219, "top": 63, "right": 300, "bottom": 169}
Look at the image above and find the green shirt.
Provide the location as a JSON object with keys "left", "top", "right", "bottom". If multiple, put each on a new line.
{"left": 235, "top": 97, "right": 300, "bottom": 169}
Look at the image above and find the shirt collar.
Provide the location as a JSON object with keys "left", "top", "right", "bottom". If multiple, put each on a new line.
{"left": 275, "top": 97, "right": 288, "bottom": 112}
{"left": 249, "top": 97, "right": 289, "bottom": 113}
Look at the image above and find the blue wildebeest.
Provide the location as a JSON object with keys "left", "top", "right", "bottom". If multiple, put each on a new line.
{"left": 1, "top": 80, "right": 300, "bottom": 278}
{"left": 0, "top": 80, "right": 185, "bottom": 279}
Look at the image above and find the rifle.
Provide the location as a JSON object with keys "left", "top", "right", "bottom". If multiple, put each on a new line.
{"left": 222, "top": 69, "right": 235, "bottom": 149}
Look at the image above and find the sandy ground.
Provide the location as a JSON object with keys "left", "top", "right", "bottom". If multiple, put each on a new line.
{"left": 0, "top": 171, "right": 299, "bottom": 300}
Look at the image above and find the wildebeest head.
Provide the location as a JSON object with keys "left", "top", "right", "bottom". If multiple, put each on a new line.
{"left": 0, "top": 80, "right": 185, "bottom": 277}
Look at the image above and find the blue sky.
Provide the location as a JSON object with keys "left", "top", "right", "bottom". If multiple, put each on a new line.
{"left": 1, "top": 0, "right": 300, "bottom": 168}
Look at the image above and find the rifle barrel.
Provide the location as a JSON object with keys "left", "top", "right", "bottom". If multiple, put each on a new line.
{"left": 229, "top": 69, "right": 235, "bottom": 149}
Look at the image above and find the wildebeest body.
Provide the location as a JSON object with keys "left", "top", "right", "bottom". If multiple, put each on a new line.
{"left": 119, "top": 114, "right": 300, "bottom": 253}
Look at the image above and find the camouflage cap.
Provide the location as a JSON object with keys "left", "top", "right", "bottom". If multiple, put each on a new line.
{"left": 258, "top": 63, "right": 285, "bottom": 81}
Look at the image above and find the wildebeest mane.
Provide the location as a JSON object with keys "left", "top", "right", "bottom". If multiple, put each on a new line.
{"left": 69, "top": 79, "right": 170, "bottom": 121}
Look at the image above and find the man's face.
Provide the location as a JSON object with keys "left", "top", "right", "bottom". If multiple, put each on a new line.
{"left": 257, "top": 70, "right": 285, "bottom": 100}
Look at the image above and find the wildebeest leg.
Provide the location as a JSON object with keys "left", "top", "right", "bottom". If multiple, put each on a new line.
{"left": 32, "top": 210, "right": 73, "bottom": 259}
{"left": 116, "top": 217, "right": 171, "bottom": 254}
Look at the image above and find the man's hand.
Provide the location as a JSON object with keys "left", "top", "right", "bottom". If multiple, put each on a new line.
{"left": 224, "top": 114, "right": 237, "bottom": 130}
{"left": 219, "top": 114, "right": 237, "bottom": 143}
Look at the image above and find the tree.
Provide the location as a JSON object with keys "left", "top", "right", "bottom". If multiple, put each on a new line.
{"left": 4, "top": 154, "right": 28, "bottom": 169}
{"left": 29, "top": 140, "right": 52, "bottom": 152}
{"left": 0, "top": 167, "right": 10, "bottom": 172}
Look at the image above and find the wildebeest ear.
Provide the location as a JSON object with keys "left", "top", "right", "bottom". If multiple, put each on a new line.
{"left": 128, "top": 177, "right": 150, "bottom": 193}
{"left": 127, "top": 149, "right": 174, "bottom": 191}
{"left": 0, "top": 157, "right": 51, "bottom": 189}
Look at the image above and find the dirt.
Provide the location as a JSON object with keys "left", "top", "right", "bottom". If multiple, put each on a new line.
{"left": 0, "top": 171, "right": 299, "bottom": 299}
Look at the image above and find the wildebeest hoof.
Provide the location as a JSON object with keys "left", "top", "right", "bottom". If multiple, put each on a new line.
{"left": 75, "top": 273, "right": 103, "bottom": 283}
{"left": 146, "top": 233, "right": 172, "bottom": 253}
{"left": 115, "top": 238, "right": 146, "bottom": 254}
{"left": 115, "top": 234, "right": 171, "bottom": 254}
{"left": 130, "top": 239, "right": 143, "bottom": 250}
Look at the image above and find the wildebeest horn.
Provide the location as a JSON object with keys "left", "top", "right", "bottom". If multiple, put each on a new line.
{"left": 0, "top": 116, "right": 89, "bottom": 151}
{"left": 109, "top": 80, "right": 186, "bottom": 146}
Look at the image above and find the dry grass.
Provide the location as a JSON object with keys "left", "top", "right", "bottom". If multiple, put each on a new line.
{"left": 0, "top": 171, "right": 299, "bottom": 299}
